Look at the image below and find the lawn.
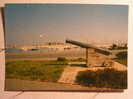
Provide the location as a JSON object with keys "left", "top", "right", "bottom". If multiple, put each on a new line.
{"left": 6, "top": 60, "right": 67, "bottom": 82}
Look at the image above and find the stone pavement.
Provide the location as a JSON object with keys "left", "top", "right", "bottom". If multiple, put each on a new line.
{"left": 58, "top": 66, "right": 87, "bottom": 84}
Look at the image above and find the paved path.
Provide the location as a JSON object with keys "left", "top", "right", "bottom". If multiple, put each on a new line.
{"left": 112, "top": 62, "right": 127, "bottom": 71}
{"left": 58, "top": 66, "right": 87, "bottom": 84}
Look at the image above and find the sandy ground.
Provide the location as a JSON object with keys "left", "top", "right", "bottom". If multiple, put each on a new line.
{"left": 5, "top": 78, "right": 122, "bottom": 92}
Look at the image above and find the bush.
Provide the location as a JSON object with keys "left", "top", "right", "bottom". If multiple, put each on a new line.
{"left": 76, "top": 70, "right": 97, "bottom": 86}
{"left": 70, "top": 58, "right": 86, "bottom": 62}
{"left": 76, "top": 58, "right": 86, "bottom": 62}
{"left": 76, "top": 68, "right": 127, "bottom": 89}
{"left": 116, "top": 51, "right": 127, "bottom": 59}
{"left": 114, "top": 58, "right": 127, "bottom": 66}
{"left": 57, "top": 57, "right": 67, "bottom": 61}
{"left": 109, "top": 44, "right": 127, "bottom": 50}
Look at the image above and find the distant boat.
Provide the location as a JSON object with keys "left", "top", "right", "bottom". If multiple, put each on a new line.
{"left": 28, "top": 48, "right": 39, "bottom": 51}
{"left": 28, "top": 48, "right": 50, "bottom": 52}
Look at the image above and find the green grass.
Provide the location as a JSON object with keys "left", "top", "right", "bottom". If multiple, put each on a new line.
{"left": 70, "top": 58, "right": 86, "bottom": 62}
{"left": 6, "top": 60, "right": 67, "bottom": 82}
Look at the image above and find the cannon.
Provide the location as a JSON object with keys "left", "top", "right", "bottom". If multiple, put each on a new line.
{"left": 66, "top": 39, "right": 114, "bottom": 67}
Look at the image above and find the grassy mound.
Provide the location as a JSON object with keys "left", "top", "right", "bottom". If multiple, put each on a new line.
{"left": 114, "top": 51, "right": 127, "bottom": 66}
{"left": 6, "top": 60, "right": 67, "bottom": 82}
{"left": 76, "top": 68, "right": 127, "bottom": 89}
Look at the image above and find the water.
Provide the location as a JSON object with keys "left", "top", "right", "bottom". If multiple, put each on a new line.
{"left": 6, "top": 48, "right": 63, "bottom": 53}
{"left": 5, "top": 48, "right": 24, "bottom": 53}
{"left": 5, "top": 48, "right": 83, "bottom": 53}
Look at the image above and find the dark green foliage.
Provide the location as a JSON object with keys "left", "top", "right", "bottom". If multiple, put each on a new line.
{"left": 57, "top": 57, "right": 67, "bottom": 61}
{"left": 114, "top": 58, "right": 127, "bottom": 66}
{"left": 109, "top": 44, "right": 127, "bottom": 50}
{"left": 111, "top": 44, "right": 117, "bottom": 50}
{"left": 6, "top": 60, "right": 66, "bottom": 82}
{"left": 76, "top": 71, "right": 97, "bottom": 86}
{"left": 116, "top": 51, "right": 127, "bottom": 59}
{"left": 76, "top": 69, "right": 127, "bottom": 89}
{"left": 114, "top": 51, "right": 127, "bottom": 66}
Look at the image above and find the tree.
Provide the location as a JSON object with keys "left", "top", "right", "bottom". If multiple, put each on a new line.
{"left": 111, "top": 44, "right": 117, "bottom": 50}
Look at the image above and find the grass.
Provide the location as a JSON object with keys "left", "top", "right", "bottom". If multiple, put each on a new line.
{"left": 6, "top": 60, "right": 67, "bottom": 82}
{"left": 70, "top": 58, "right": 86, "bottom": 62}
{"left": 76, "top": 68, "right": 127, "bottom": 89}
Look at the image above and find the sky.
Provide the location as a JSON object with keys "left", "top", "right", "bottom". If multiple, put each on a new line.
{"left": 4, "top": 4, "right": 128, "bottom": 46}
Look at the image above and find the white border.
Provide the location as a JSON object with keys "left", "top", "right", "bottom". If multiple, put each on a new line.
{"left": 0, "top": 0, "right": 132, "bottom": 99}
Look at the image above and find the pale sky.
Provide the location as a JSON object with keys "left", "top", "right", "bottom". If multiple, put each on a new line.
{"left": 4, "top": 4, "right": 128, "bottom": 46}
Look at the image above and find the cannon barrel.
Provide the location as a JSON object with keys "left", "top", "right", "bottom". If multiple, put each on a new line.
{"left": 66, "top": 39, "right": 112, "bottom": 56}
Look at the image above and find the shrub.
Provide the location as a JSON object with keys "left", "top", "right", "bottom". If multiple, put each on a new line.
{"left": 76, "top": 70, "right": 97, "bottom": 86}
{"left": 76, "top": 68, "right": 127, "bottom": 89}
{"left": 109, "top": 44, "right": 127, "bottom": 50}
{"left": 116, "top": 51, "right": 127, "bottom": 59}
{"left": 70, "top": 58, "right": 86, "bottom": 62}
{"left": 57, "top": 57, "right": 67, "bottom": 61}
{"left": 76, "top": 58, "right": 86, "bottom": 62}
{"left": 114, "top": 58, "right": 127, "bottom": 66}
